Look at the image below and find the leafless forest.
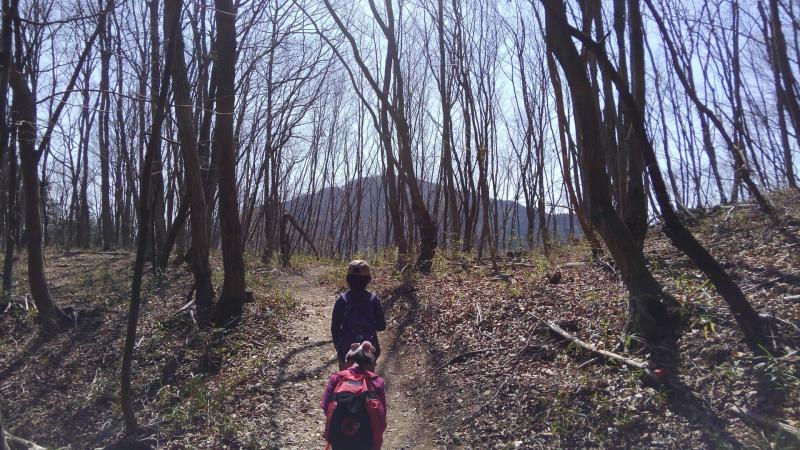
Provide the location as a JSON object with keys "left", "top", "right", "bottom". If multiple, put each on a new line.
{"left": 0, "top": 0, "right": 799, "bottom": 447}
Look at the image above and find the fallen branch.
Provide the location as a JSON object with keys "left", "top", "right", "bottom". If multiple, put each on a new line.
{"left": 1, "top": 410, "right": 45, "bottom": 450}
{"left": 173, "top": 299, "right": 196, "bottom": 316}
{"left": 4, "top": 432, "right": 47, "bottom": 450}
{"left": 730, "top": 406, "right": 800, "bottom": 441}
{"left": 283, "top": 213, "right": 319, "bottom": 258}
{"left": 60, "top": 250, "right": 128, "bottom": 256}
{"left": 742, "top": 275, "right": 785, "bottom": 293}
{"left": 759, "top": 313, "right": 800, "bottom": 335}
{"left": 533, "top": 314, "right": 655, "bottom": 379}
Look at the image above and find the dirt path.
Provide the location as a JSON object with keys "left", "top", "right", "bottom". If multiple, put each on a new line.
{"left": 268, "top": 267, "right": 439, "bottom": 449}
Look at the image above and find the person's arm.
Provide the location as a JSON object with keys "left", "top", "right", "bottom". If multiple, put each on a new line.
{"left": 372, "top": 295, "right": 386, "bottom": 332}
{"left": 377, "top": 382, "right": 387, "bottom": 414}
{"left": 321, "top": 373, "right": 340, "bottom": 411}
{"left": 331, "top": 295, "right": 345, "bottom": 344}
{"left": 371, "top": 376, "right": 387, "bottom": 417}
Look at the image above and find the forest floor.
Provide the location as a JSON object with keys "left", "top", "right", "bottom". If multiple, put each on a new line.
{"left": 0, "top": 190, "right": 799, "bottom": 449}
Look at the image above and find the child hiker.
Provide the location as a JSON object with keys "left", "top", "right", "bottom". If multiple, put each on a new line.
{"left": 330, "top": 260, "right": 386, "bottom": 370}
{"left": 321, "top": 341, "right": 387, "bottom": 450}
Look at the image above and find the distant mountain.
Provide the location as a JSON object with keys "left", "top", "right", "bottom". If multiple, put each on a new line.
{"left": 284, "top": 176, "right": 580, "bottom": 254}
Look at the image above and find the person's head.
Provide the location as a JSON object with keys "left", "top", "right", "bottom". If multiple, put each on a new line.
{"left": 345, "top": 341, "right": 377, "bottom": 371}
{"left": 346, "top": 260, "right": 371, "bottom": 291}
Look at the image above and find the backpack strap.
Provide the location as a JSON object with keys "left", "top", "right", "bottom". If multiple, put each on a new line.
{"left": 341, "top": 291, "right": 353, "bottom": 322}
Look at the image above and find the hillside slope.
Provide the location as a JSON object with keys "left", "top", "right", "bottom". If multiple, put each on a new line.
{"left": 366, "top": 190, "right": 800, "bottom": 448}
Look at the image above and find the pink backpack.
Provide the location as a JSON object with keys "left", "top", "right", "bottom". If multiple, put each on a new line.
{"left": 324, "top": 369, "right": 386, "bottom": 450}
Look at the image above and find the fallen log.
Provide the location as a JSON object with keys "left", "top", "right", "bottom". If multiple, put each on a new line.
{"left": 533, "top": 314, "right": 656, "bottom": 380}
{"left": 730, "top": 406, "right": 800, "bottom": 442}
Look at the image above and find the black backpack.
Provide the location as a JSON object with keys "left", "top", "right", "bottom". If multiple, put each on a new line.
{"left": 341, "top": 292, "right": 379, "bottom": 349}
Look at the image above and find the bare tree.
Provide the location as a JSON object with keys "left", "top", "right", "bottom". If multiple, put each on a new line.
{"left": 211, "top": 0, "right": 247, "bottom": 327}
{"left": 165, "top": 0, "right": 214, "bottom": 323}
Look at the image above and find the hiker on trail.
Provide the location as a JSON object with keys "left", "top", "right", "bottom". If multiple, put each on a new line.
{"left": 331, "top": 260, "right": 386, "bottom": 370}
{"left": 321, "top": 341, "right": 387, "bottom": 450}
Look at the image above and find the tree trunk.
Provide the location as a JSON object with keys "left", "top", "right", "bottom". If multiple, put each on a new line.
{"left": 1, "top": 0, "right": 14, "bottom": 296}
{"left": 120, "top": 20, "right": 173, "bottom": 431}
{"left": 569, "top": 1, "right": 775, "bottom": 354}
{"left": 2, "top": 125, "right": 16, "bottom": 297}
{"left": 98, "top": 0, "right": 114, "bottom": 249}
{"left": 436, "top": 0, "right": 459, "bottom": 250}
{"left": 165, "top": 0, "right": 214, "bottom": 323}
{"left": 544, "top": 0, "right": 673, "bottom": 344}
{"left": 759, "top": 2, "right": 798, "bottom": 189}
{"left": 149, "top": 0, "right": 168, "bottom": 263}
{"left": 545, "top": 46, "right": 601, "bottom": 253}
{"left": 211, "top": 0, "right": 247, "bottom": 328}
{"left": 9, "top": 72, "right": 71, "bottom": 331}
{"left": 622, "top": 0, "right": 648, "bottom": 249}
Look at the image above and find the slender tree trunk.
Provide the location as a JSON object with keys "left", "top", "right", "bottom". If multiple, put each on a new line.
{"left": 150, "top": 0, "right": 168, "bottom": 262}
{"left": 437, "top": 0, "right": 459, "bottom": 251}
{"left": 78, "top": 78, "right": 91, "bottom": 248}
{"left": 98, "top": 0, "right": 114, "bottom": 249}
{"left": 546, "top": 47, "right": 600, "bottom": 253}
{"left": 2, "top": 127, "right": 16, "bottom": 297}
{"left": 165, "top": 0, "right": 214, "bottom": 323}
{"left": 1, "top": 0, "right": 14, "bottom": 296}
{"left": 759, "top": 3, "right": 798, "bottom": 189}
{"left": 211, "top": 0, "right": 247, "bottom": 327}
{"left": 623, "top": 0, "right": 648, "bottom": 249}
{"left": 120, "top": 22, "right": 173, "bottom": 432}
{"left": 9, "top": 72, "right": 71, "bottom": 331}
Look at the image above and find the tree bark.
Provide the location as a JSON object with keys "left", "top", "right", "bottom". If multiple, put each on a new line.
{"left": 211, "top": 0, "right": 247, "bottom": 328}
{"left": 120, "top": 20, "right": 173, "bottom": 431}
{"left": 1, "top": 0, "right": 14, "bottom": 296}
{"left": 165, "top": 0, "right": 214, "bottom": 323}
{"left": 544, "top": 0, "right": 673, "bottom": 344}
{"left": 98, "top": 0, "right": 114, "bottom": 249}
{"left": 9, "top": 71, "right": 71, "bottom": 331}
{"left": 149, "top": 0, "right": 168, "bottom": 263}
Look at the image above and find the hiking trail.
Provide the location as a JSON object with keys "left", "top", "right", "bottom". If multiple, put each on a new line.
{"left": 266, "top": 266, "right": 439, "bottom": 449}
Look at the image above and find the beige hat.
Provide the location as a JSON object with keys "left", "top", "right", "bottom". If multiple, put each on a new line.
{"left": 347, "top": 259, "right": 371, "bottom": 277}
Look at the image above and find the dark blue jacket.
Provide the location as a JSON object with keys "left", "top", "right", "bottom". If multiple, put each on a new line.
{"left": 331, "top": 289, "right": 386, "bottom": 359}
